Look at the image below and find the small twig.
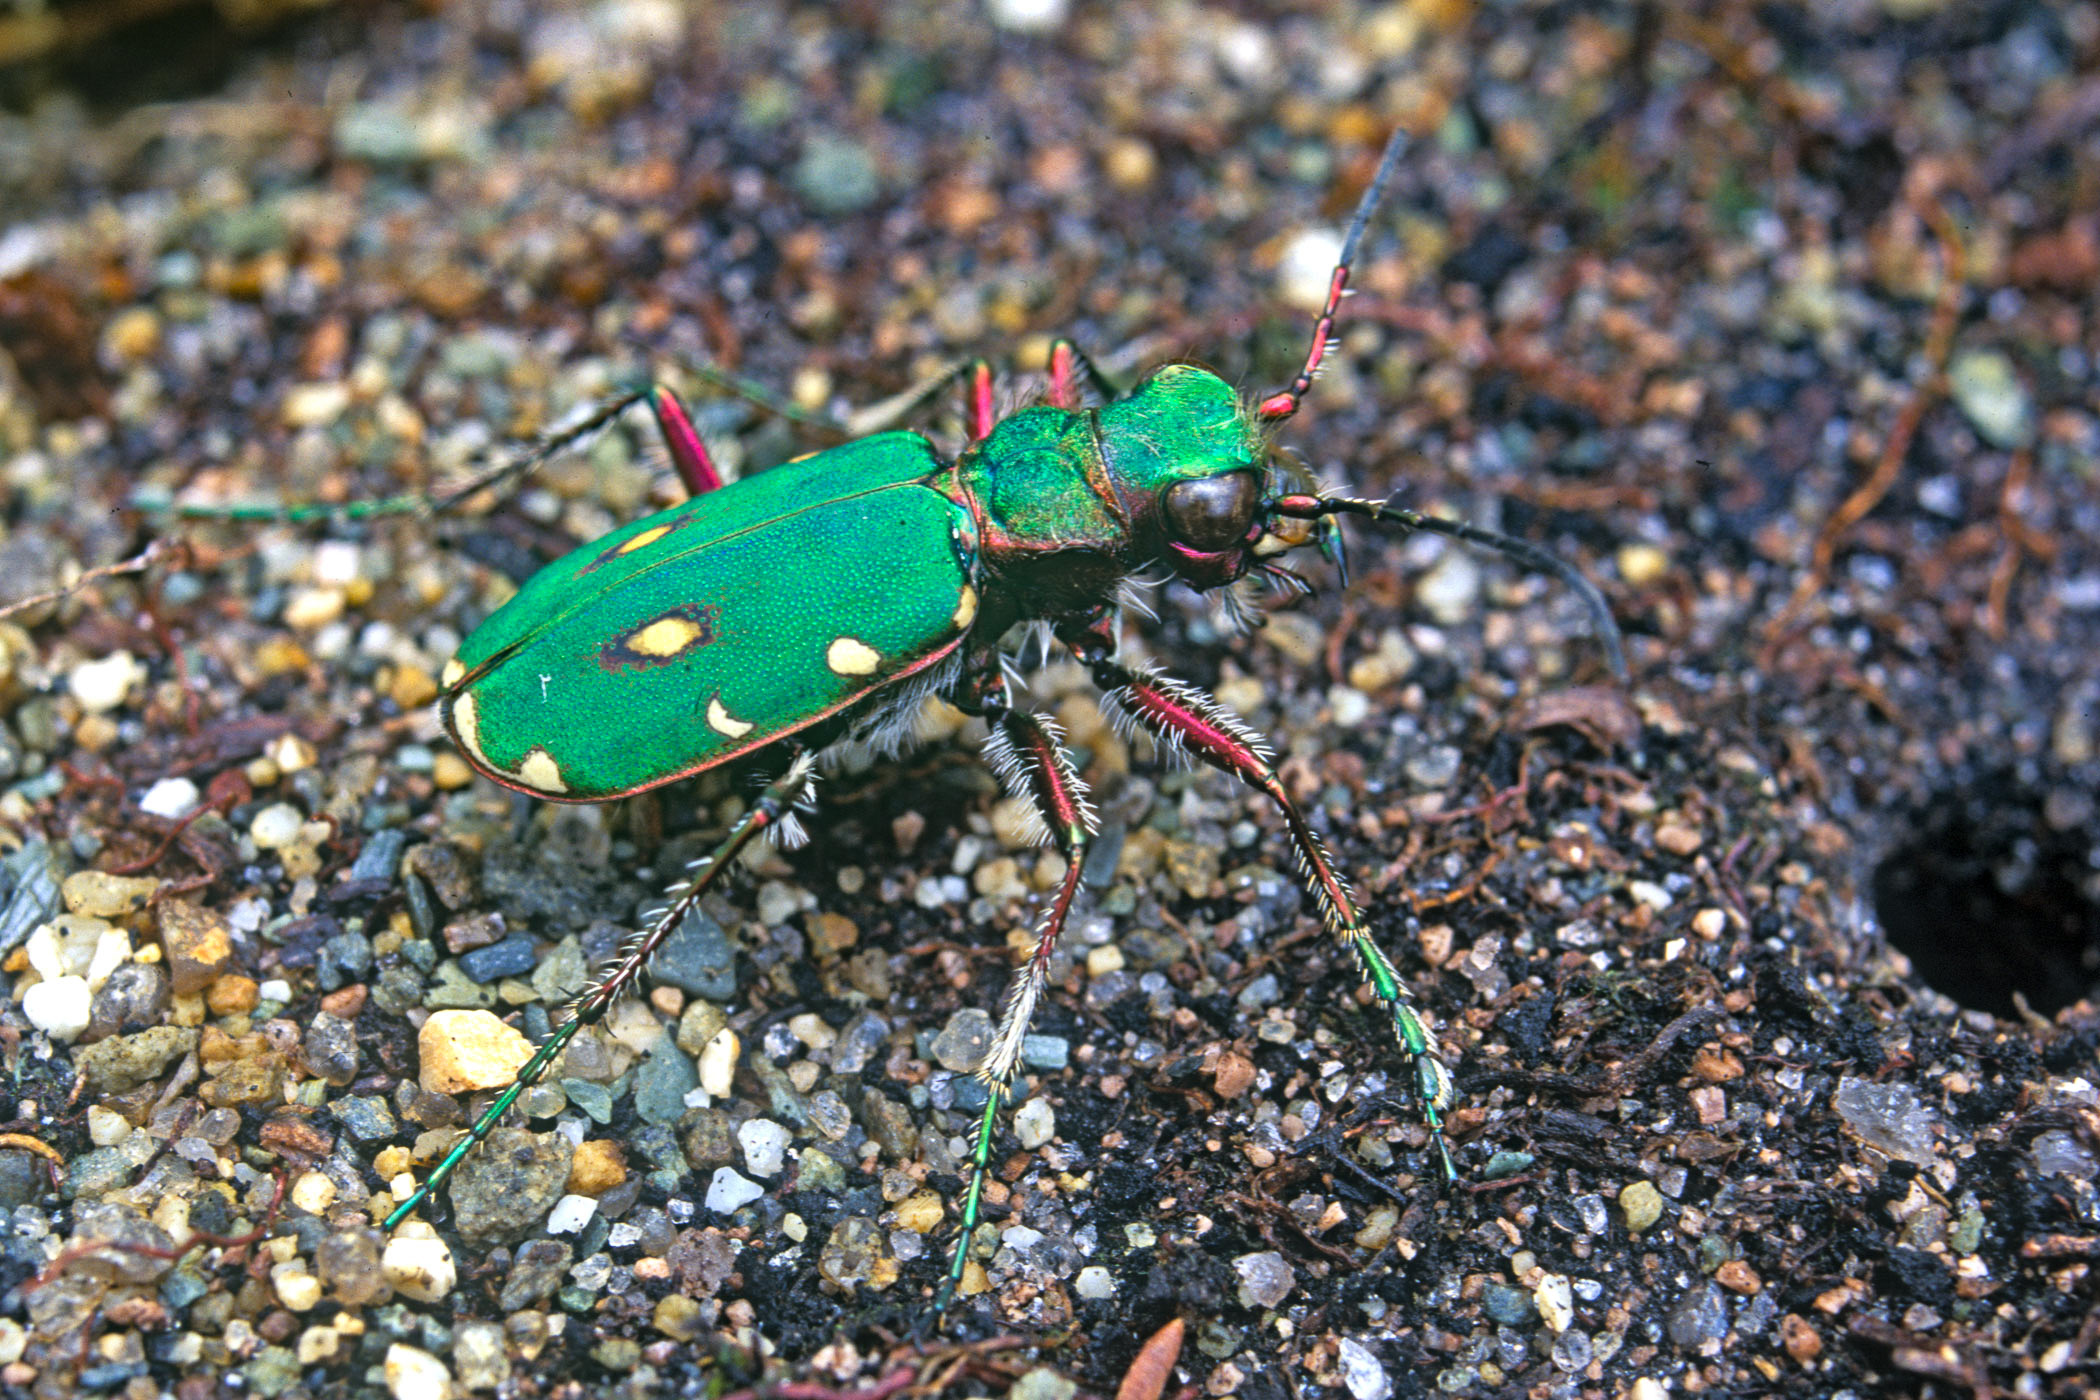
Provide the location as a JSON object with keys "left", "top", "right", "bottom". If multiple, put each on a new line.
{"left": 1764, "top": 195, "right": 1964, "bottom": 664}
{"left": 0, "top": 537, "right": 182, "bottom": 622}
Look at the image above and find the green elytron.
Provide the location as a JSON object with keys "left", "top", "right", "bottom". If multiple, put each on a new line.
{"left": 383, "top": 126, "right": 1627, "bottom": 1320}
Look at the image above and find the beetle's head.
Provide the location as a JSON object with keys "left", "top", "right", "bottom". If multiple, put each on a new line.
{"left": 1100, "top": 365, "right": 1284, "bottom": 590}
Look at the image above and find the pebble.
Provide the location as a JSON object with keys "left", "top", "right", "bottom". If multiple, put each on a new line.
{"left": 651, "top": 909, "right": 736, "bottom": 1000}
{"left": 1074, "top": 1265, "right": 1116, "bottom": 1300}
{"left": 417, "top": 1010, "right": 533, "bottom": 1094}
{"left": 1534, "top": 1272, "right": 1575, "bottom": 1332}
{"left": 1415, "top": 550, "right": 1482, "bottom": 625}
{"left": 633, "top": 1040, "right": 697, "bottom": 1124}
{"left": 817, "top": 1217, "right": 884, "bottom": 1292}
{"left": 1665, "top": 1281, "right": 1729, "bottom": 1349}
{"left": 567, "top": 1140, "right": 626, "bottom": 1196}
{"left": 381, "top": 1232, "right": 457, "bottom": 1303}
{"left": 1338, "top": 1338, "right": 1392, "bottom": 1400}
{"left": 157, "top": 900, "right": 231, "bottom": 994}
{"left": 1617, "top": 543, "right": 1670, "bottom": 586}
{"left": 1948, "top": 348, "right": 2034, "bottom": 448}
{"left": 1278, "top": 227, "right": 1347, "bottom": 312}
{"left": 458, "top": 935, "right": 536, "bottom": 982}
{"left": 249, "top": 803, "right": 304, "bottom": 850}
{"left": 497, "top": 1240, "right": 572, "bottom": 1311}
{"left": 68, "top": 652, "right": 144, "bottom": 713}
{"left": 1021, "top": 1034, "right": 1068, "bottom": 1070}
{"left": 1835, "top": 1076, "right": 1940, "bottom": 1164}
{"left": 986, "top": 0, "right": 1068, "bottom": 33}
{"left": 793, "top": 132, "right": 881, "bottom": 215}
{"left": 546, "top": 1195, "right": 597, "bottom": 1234}
{"left": 62, "top": 871, "right": 160, "bottom": 919}
{"left": 894, "top": 1192, "right": 943, "bottom": 1233}
{"left": 697, "top": 1027, "right": 740, "bottom": 1097}
{"left": 452, "top": 1321, "right": 509, "bottom": 1392}
{"left": 931, "top": 1009, "right": 993, "bottom": 1072}
{"left": 383, "top": 1343, "right": 452, "bottom": 1400}
{"left": 451, "top": 1129, "right": 572, "bottom": 1243}
{"left": 706, "top": 1167, "right": 763, "bottom": 1214}
{"left": 1009, "top": 1369, "right": 1077, "bottom": 1400}
{"left": 1620, "top": 1180, "right": 1664, "bottom": 1233}
{"left": 1405, "top": 744, "right": 1463, "bottom": 789}
{"left": 1013, "top": 1097, "right": 1055, "bottom": 1149}
{"left": 1482, "top": 1282, "right": 1537, "bottom": 1325}
{"left": 138, "top": 778, "right": 199, "bottom": 819}
{"left": 738, "top": 1119, "right": 791, "bottom": 1177}
{"left": 23, "top": 977, "right": 91, "bottom": 1040}
{"left": 1233, "top": 1250, "right": 1295, "bottom": 1309}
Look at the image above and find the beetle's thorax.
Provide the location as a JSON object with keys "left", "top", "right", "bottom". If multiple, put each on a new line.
{"left": 947, "top": 365, "right": 1268, "bottom": 616}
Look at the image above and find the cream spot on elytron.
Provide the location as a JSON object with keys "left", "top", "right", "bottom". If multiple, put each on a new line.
{"left": 449, "top": 693, "right": 486, "bottom": 767}
{"left": 441, "top": 659, "right": 465, "bottom": 689}
{"left": 517, "top": 747, "right": 568, "bottom": 794}
{"left": 952, "top": 584, "right": 978, "bottom": 632}
{"left": 617, "top": 524, "right": 672, "bottom": 556}
{"left": 706, "top": 696, "right": 754, "bottom": 739}
{"left": 826, "top": 637, "right": 881, "bottom": 676}
{"left": 629, "top": 616, "right": 707, "bottom": 658}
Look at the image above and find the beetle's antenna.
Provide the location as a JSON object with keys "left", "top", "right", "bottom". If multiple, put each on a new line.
{"left": 1279, "top": 493, "right": 1629, "bottom": 684}
{"left": 1256, "top": 124, "right": 1410, "bottom": 424}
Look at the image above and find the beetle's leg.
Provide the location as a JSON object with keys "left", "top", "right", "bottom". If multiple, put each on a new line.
{"left": 1045, "top": 338, "right": 1122, "bottom": 409}
{"left": 383, "top": 751, "right": 817, "bottom": 1231}
{"left": 931, "top": 691, "right": 1096, "bottom": 1323}
{"left": 642, "top": 383, "right": 723, "bottom": 496}
{"left": 966, "top": 359, "right": 997, "bottom": 442}
{"left": 1077, "top": 645, "right": 1457, "bottom": 1179}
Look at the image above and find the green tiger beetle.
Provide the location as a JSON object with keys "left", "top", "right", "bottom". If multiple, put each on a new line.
{"left": 231, "top": 123, "right": 1621, "bottom": 1320}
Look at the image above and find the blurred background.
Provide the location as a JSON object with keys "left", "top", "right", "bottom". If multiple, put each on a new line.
{"left": 1, "top": 2, "right": 2096, "bottom": 1398}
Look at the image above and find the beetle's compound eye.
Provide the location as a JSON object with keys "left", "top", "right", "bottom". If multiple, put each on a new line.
{"left": 1163, "top": 472, "right": 1259, "bottom": 552}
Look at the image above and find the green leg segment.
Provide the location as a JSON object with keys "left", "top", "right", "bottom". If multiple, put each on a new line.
{"left": 929, "top": 704, "right": 1094, "bottom": 1325}
{"left": 383, "top": 751, "right": 817, "bottom": 1232}
{"left": 1083, "top": 649, "right": 1457, "bottom": 1180}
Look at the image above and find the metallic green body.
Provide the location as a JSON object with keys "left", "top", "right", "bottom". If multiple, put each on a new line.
{"left": 441, "top": 433, "right": 980, "bottom": 801}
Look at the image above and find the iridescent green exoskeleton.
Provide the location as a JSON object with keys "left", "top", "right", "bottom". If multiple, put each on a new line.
{"left": 381, "top": 125, "right": 1628, "bottom": 1324}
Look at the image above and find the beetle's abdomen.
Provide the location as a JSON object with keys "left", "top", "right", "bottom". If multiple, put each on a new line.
{"left": 439, "top": 436, "right": 979, "bottom": 800}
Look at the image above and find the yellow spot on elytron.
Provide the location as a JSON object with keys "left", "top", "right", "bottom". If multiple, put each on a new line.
{"left": 826, "top": 637, "right": 881, "bottom": 676}
{"left": 450, "top": 693, "right": 486, "bottom": 767}
{"left": 617, "top": 524, "right": 672, "bottom": 556}
{"left": 441, "top": 659, "right": 465, "bottom": 689}
{"left": 952, "top": 584, "right": 978, "bottom": 632}
{"left": 518, "top": 747, "right": 568, "bottom": 794}
{"left": 707, "top": 696, "right": 754, "bottom": 739}
{"left": 629, "top": 616, "right": 706, "bottom": 658}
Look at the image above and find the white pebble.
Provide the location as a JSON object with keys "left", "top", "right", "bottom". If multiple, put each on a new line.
{"left": 706, "top": 1167, "right": 764, "bottom": 1214}
{"left": 1074, "top": 1265, "right": 1117, "bottom": 1299}
{"left": 1013, "top": 1098, "right": 1056, "bottom": 1150}
{"left": 546, "top": 1194, "right": 597, "bottom": 1234}
{"left": 1278, "top": 227, "right": 1346, "bottom": 313}
{"left": 23, "top": 976, "right": 91, "bottom": 1041}
{"left": 87, "top": 1105, "right": 131, "bottom": 1146}
{"left": 1534, "top": 1272, "right": 1575, "bottom": 1332}
{"left": 139, "top": 777, "right": 200, "bottom": 819}
{"left": 250, "top": 803, "right": 304, "bottom": 850}
{"left": 698, "top": 1028, "right": 739, "bottom": 1098}
{"left": 384, "top": 1343, "right": 453, "bottom": 1400}
{"left": 1416, "top": 550, "right": 1482, "bottom": 626}
{"left": 68, "top": 651, "right": 145, "bottom": 713}
{"left": 1327, "top": 686, "right": 1370, "bottom": 727}
{"left": 273, "top": 1265, "right": 322, "bottom": 1312}
{"left": 1338, "top": 1338, "right": 1392, "bottom": 1400}
{"left": 986, "top": 0, "right": 1067, "bottom": 32}
{"left": 381, "top": 1234, "right": 456, "bottom": 1302}
{"left": 258, "top": 979, "right": 292, "bottom": 1003}
{"left": 738, "top": 1119, "right": 791, "bottom": 1178}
